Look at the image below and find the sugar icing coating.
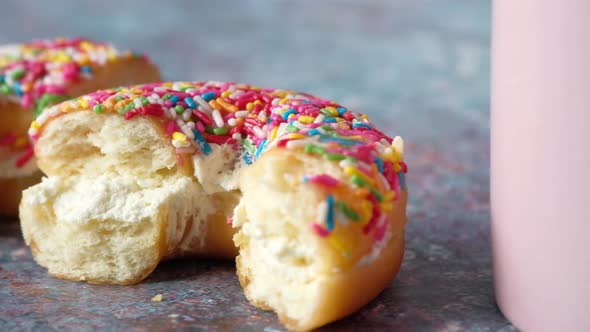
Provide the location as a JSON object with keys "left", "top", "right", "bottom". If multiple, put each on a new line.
{"left": 0, "top": 37, "right": 147, "bottom": 169}
{"left": 31, "top": 81, "right": 408, "bottom": 255}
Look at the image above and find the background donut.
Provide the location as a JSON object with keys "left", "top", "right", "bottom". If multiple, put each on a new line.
{"left": 0, "top": 37, "right": 160, "bottom": 215}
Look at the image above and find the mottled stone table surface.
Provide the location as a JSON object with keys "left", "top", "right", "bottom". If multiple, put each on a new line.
{"left": 0, "top": 0, "right": 515, "bottom": 331}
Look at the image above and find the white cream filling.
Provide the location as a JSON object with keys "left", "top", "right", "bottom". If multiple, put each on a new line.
{"left": 192, "top": 144, "right": 245, "bottom": 194}
{"left": 23, "top": 175, "right": 199, "bottom": 224}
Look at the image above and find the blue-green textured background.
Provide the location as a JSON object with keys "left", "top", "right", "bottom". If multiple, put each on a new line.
{"left": 0, "top": 1, "right": 509, "bottom": 331}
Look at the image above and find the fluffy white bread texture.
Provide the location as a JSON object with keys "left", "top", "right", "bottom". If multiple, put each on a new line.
{"left": 21, "top": 113, "right": 236, "bottom": 284}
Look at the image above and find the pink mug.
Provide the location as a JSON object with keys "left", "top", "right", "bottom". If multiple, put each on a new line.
{"left": 492, "top": 0, "right": 590, "bottom": 331}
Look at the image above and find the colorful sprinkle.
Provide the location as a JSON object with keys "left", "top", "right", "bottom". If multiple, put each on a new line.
{"left": 398, "top": 172, "right": 407, "bottom": 190}
{"left": 184, "top": 97, "right": 197, "bottom": 109}
{"left": 326, "top": 195, "right": 335, "bottom": 231}
{"left": 281, "top": 109, "right": 296, "bottom": 120}
{"left": 374, "top": 157, "right": 384, "bottom": 173}
{"left": 312, "top": 223, "right": 330, "bottom": 238}
{"left": 254, "top": 139, "right": 266, "bottom": 160}
{"left": 93, "top": 104, "right": 105, "bottom": 114}
{"left": 201, "top": 92, "right": 216, "bottom": 102}
{"left": 352, "top": 123, "right": 372, "bottom": 129}
{"left": 336, "top": 201, "right": 361, "bottom": 221}
{"left": 192, "top": 130, "right": 212, "bottom": 155}
{"left": 213, "top": 127, "right": 228, "bottom": 135}
{"left": 304, "top": 174, "right": 340, "bottom": 187}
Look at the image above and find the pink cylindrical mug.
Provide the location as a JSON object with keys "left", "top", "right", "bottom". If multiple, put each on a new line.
{"left": 492, "top": 0, "right": 590, "bottom": 331}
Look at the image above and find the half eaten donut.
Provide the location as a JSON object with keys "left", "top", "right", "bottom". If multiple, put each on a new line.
{"left": 20, "top": 81, "right": 408, "bottom": 331}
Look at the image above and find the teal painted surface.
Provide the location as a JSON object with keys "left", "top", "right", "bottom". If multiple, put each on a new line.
{"left": 0, "top": 1, "right": 508, "bottom": 331}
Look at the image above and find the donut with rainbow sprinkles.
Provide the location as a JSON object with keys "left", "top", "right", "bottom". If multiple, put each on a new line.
{"left": 20, "top": 80, "right": 408, "bottom": 331}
